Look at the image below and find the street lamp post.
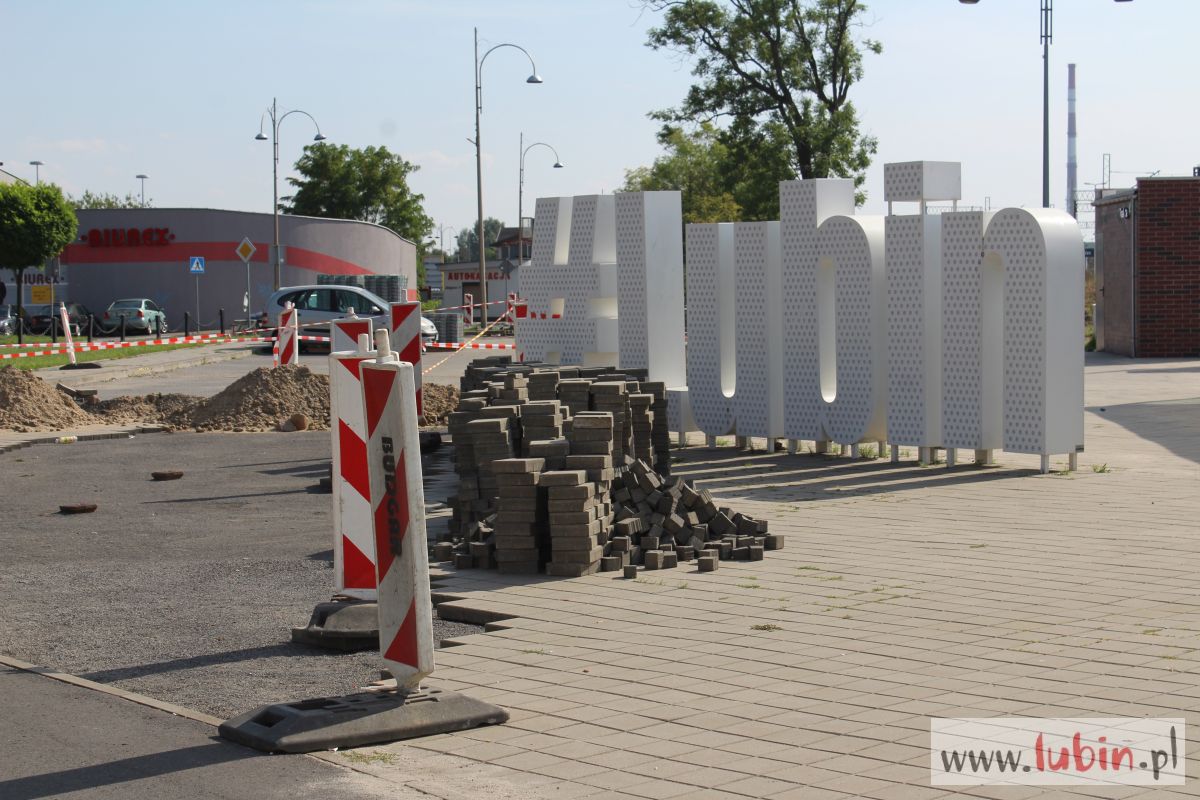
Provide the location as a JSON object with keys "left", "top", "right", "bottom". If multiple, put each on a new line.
{"left": 960, "top": 0, "right": 1133, "bottom": 208}
{"left": 136, "top": 174, "right": 149, "bottom": 206}
{"left": 256, "top": 97, "right": 327, "bottom": 291}
{"left": 518, "top": 132, "right": 563, "bottom": 264}
{"left": 434, "top": 223, "right": 457, "bottom": 297}
{"left": 29, "top": 161, "right": 43, "bottom": 185}
{"left": 474, "top": 28, "right": 543, "bottom": 324}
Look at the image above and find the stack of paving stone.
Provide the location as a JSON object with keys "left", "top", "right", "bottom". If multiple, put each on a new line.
{"left": 493, "top": 373, "right": 529, "bottom": 406}
{"left": 642, "top": 381, "right": 673, "bottom": 472}
{"left": 519, "top": 401, "right": 564, "bottom": 453}
{"left": 628, "top": 393, "right": 655, "bottom": 463}
{"left": 543, "top": 470, "right": 606, "bottom": 577}
{"left": 558, "top": 379, "right": 593, "bottom": 416}
{"left": 491, "top": 457, "right": 547, "bottom": 574}
{"left": 588, "top": 383, "right": 629, "bottom": 463}
{"left": 449, "top": 414, "right": 516, "bottom": 537}
{"left": 527, "top": 371, "right": 561, "bottom": 401}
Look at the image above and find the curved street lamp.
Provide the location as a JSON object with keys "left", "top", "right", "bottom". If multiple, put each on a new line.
{"left": 473, "top": 28, "right": 542, "bottom": 321}
{"left": 29, "top": 160, "right": 44, "bottom": 185}
{"left": 256, "top": 98, "right": 327, "bottom": 290}
{"left": 136, "top": 174, "right": 149, "bottom": 206}
{"left": 518, "top": 133, "right": 564, "bottom": 264}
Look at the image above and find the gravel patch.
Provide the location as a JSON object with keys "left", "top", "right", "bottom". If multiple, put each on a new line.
{"left": 0, "top": 431, "right": 481, "bottom": 719}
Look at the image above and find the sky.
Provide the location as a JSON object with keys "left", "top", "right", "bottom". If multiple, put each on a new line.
{"left": 3, "top": 0, "right": 1196, "bottom": 244}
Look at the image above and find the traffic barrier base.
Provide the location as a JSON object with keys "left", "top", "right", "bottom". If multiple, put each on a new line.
{"left": 218, "top": 688, "right": 508, "bottom": 753}
{"left": 289, "top": 600, "right": 379, "bottom": 652}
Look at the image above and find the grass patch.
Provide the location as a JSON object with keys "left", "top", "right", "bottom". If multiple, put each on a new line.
{"left": 2, "top": 340, "right": 206, "bottom": 370}
{"left": 518, "top": 648, "right": 548, "bottom": 655}
{"left": 750, "top": 623, "right": 782, "bottom": 632}
{"left": 969, "top": 543, "right": 987, "bottom": 549}
{"left": 736, "top": 582, "right": 762, "bottom": 590}
{"left": 1092, "top": 463, "right": 1112, "bottom": 473}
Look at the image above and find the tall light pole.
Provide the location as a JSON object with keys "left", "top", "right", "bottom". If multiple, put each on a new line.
{"left": 256, "top": 98, "right": 326, "bottom": 291}
{"left": 474, "top": 28, "right": 543, "bottom": 323}
{"left": 960, "top": 0, "right": 1133, "bottom": 208}
{"left": 29, "top": 161, "right": 43, "bottom": 185}
{"left": 432, "top": 223, "right": 457, "bottom": 297}
{"left": 518, "top": 133, "right": 563, "bottom": 264}
{"left": 136, "top": 174, "right": 149, "bottom": 206}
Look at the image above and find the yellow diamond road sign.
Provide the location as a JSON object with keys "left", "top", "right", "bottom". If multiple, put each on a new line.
{"left": 236, "top": 237, "right": 257, "bottom": 263}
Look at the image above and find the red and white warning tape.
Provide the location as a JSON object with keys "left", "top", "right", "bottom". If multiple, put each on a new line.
{"left": 0, "top": 333, "right": 332, "bottom": 360}
{"left": 432, "top": 297, "right": 511, "bottom": 313}
{"left": 424, "top": 341, "right": 516, "bottom": 351}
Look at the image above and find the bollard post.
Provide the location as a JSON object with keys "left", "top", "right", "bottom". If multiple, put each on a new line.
{"left": 389, "top": 301, "right": 424, "bottom": 419}
{"left": 219, "top": 308, "right": 225, "bottom": 336}
{"left": 50, "top": 315, "right": 58, "bottom": 344}
{"left": 183, "top": 311, "right": 191, "bottom": 339}
{"left": 119, "top": 314, "right": 127, "bottom": 342}
{"left": 87, "top": 314, "right": 95, "bottom": 343}
{"left": 360, "top": 328, "right": 434, "bottom": 689}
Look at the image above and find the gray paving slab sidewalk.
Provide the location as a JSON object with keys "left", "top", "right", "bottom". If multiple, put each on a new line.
{"left": 370, "top": 353, "right": 1198, "bottom": 799}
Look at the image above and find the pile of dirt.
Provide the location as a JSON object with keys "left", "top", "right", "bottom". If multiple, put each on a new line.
{"left": 422, "top": 383, "right": 459, "bottom": 426}
{"left": 0, "top": 366, "right": 98, "bottom": 432}
{"left": 180, "top": 365, "right": 331, "bottom": 432}
{"left": 93, "top": 394, "right": 202, "bottom": 426}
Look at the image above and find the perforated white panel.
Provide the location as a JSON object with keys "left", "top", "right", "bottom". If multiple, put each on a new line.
{"left": 733, "top": 221, "right": 783, "bottom": 439}
{"left": 984, "top": 208, "right": 1084, "bottom": 455}
{"left": 885, "top": 213, "right": 943, "bottom": 446}
{"left": 559, "top": 195, "right": 609, "bottom": 364}
{"left": 518, "top": 196, "right": 572, "bottom": 362}
{"left": 614, "top": 191, "right": 686, "bottom": 387}
{"left": 818, "top": 215, "right": 887, "bottom": 444}
{"left": 780, "top": 180, "right": 854, "bottom": 439}
{"left": 884, "top": 161, "right": 963, "bottom": 203}
{"left": 941, "top": 211, "right": 1001, "bottom": 450}
{"left": 684, "top": 223, "right": 735, "bottom": 436}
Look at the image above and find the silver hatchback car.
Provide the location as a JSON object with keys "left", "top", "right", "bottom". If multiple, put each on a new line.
{"left": 266, "top": 285, "right": 436, "bottom": 343}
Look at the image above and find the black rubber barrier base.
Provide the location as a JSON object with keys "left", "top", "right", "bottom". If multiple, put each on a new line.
{"left": 219, "top": 688, "right": 509, "bottom": 753}
{"left": 59, "top": 362, "right": 103, "bottom": 370}
{"left": 290, "top": 600, "right": 379, "bottom": 651}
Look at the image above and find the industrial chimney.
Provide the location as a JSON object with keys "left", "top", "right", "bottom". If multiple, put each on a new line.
{"left": 1066, "top": 63, "right": 1078, "bottom": 217}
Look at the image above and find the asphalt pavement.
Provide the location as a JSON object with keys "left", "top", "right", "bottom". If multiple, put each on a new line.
{"left": 0, "top": 666, "right": 416, "bottom": 800}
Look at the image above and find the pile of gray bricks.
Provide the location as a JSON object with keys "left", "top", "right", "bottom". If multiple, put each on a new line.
{"left": 439, "top": 359, "right": 783, "bottom": 578}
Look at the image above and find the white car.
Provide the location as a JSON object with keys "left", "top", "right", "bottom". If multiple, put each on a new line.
{"left": 266, "top": 285, "right": 436, "bottom": 343}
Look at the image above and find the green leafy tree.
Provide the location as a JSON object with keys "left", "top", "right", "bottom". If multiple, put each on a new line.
{"left": 282, "top": 143, "right": 434, "bottom": 285}
{"left": 0, "top": 182, "right": 77, "bottom": 343}
{"left": 622, "top": 123, "right": 742, "bottom": 224}
{"left": 645, "top": 0, "right": 880, "bottom": 203}
{"left": 71, "top": 190, "right": 149, "bottom": 209}
{"left": 456, "top": 218, "right": 505, "bottom": 264}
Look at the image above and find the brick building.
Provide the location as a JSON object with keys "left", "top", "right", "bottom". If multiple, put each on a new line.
{"left": 1094, "top": 175, "right": 1200, "bottom": 357}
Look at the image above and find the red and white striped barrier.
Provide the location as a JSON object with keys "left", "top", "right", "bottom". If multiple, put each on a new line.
{"left": 275, "top": 304, "right": 299, "bottom": 367}
{"left": 389, "top": 301, "right": 424, "bottom": 418}
{"left": 330, "top": 333, "right": 387, "bottom": 600}
{"left": 361, "top": 328, "right": 434, "bottom": 689}
{"left": 462, "top": 293, "right": 474, "bottom": 327}
{"left": 424, "top": 341, "right": 516, "bottom": 351}
{"left": 331, "top": 312, "right": 372, "bottom": 353}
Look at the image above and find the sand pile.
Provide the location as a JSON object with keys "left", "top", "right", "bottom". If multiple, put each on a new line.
{"left": 421, "top": 383, "right": 458, "bottom": 426}
{"left": 181, "top": 365, "right": 331, "bottom": 432}
{"left": 94, "top": 394, "right": 202, "bottom": 426}
{"left": 0, "top": 366, "right": 97, "bottom": 432}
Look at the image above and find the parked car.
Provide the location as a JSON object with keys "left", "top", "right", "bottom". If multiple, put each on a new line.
{"left": 266, "top": 285, "right": 437, "bottom": 345}
{"left": 101, "top": 298, "right": 168, "bottom": 336}
{"left": 0, "top": 305, "right": 21, "bottom": 335}
{"left": 27, "top": 302, "right": 95, "bottom": 335}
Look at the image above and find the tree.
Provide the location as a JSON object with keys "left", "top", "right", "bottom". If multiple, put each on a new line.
{"left": 71, "top": 190, "right": 149, "bottom": 209}
{"left": 645, "top": 0, "right": 880, "bottom": 203}
{"left": 282, "top": 143, "right": 434, "bottom": 285}
{"left": 456, "top": 218, "right": 505, "bottom": 264}
{"left": 0, "top": 182, "right": 77, "bottom": 343}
